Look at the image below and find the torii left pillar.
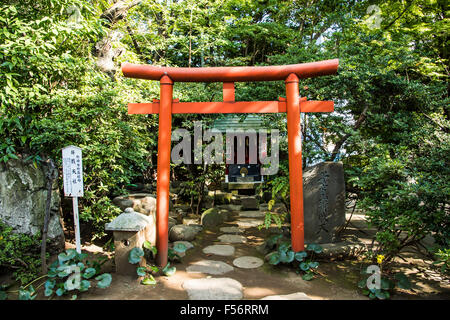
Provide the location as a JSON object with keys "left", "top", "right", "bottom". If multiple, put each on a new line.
{"left": 156, "top": 74, "right": 173, "bottom": 267}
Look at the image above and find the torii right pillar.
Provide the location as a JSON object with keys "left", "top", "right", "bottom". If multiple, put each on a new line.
{"left": 286, "top": 73, "right": 305, "bottom": 252}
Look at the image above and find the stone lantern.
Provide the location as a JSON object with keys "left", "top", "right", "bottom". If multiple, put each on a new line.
{"left": 105, "top": 208, "right": 156, "bottom": 277}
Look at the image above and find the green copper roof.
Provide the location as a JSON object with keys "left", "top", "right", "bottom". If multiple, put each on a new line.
{"left": 212, "top": 114, "right": 265, "bottom": 132}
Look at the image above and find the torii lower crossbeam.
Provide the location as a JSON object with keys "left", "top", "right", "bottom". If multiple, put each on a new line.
{"left": 122, "top": 60, "right": 339, "bottom": 267}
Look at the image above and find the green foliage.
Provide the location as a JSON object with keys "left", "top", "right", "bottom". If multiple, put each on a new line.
{"left": 128, "top": 241, "right": 187, "bottom": 285}
{"left": 431, "top": 247, "right": 450, "bottom": 275}
{"left": 358, "top": 266, "right": 412, "bottom": 300}
{"left": 265, "top": 235, "right": 322, "bottom": 281}
{"left": 258, "top": 199, "right": 286, "bottom": 230}
{"left": 0, "top": 220, "right": 43, "bottom": 285}
{"left": 43, "top": 249, "right": 111, "bottom": 299}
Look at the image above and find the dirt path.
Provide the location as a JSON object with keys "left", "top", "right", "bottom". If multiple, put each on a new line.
{"left": 33, "top": 204, "right": 448, "bottom": 300}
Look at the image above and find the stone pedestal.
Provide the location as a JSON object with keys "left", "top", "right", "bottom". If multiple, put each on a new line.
{"left": 106, "top": 208, "right": 156, "bottom": 278}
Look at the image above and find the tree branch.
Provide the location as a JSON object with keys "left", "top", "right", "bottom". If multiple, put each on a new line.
{"left": 329, "top": 105, "right": 369, "bottom": 161}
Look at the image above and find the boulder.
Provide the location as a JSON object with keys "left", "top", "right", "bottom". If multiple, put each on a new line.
{"left": 0, "top": 159, "right": 64, "bottom": 252}
{"left": 169, "top": 224, "right": 202, "bottom": 242}
{"left": 112, "top": 193, "right": 174, "bottom": 216}
{"left": 241, "top": 197, "right": 259, "bottom": 210}
{"left": 200, "top": 208, "right": 223, "bottom": 228}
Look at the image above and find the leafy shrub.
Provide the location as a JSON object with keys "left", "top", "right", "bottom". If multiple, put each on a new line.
{"left": 265, "top": 234, "right": 322, "bottom": 281}
{"left": 432, "top": 247, "right": 450, "bottom": 275}
{"left": 358, "top": 265, "right": 412, "bottom": 300}
{"left": 43, "top": 249, "right": 111, "bottom": 299}
{"left": 0, "top": 220, "right": 44, "bottom": 285}
{"left": 128, "top": 241, "right": 187, "bottom": 285}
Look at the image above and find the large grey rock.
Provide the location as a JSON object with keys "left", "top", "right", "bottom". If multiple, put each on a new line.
{"left": 186, "top": 260, "right": 234, "bottom": 275}
{"left": 241, "top": 197, "right": 259, "bottom": 210}
{"left": 0, "top": 159, "right": 64, "bottom": 251}
{"left": 220, "top": 226, "right": 244, "bottom": 234}
{"left": 200, "top": 208, "right": 223, "bottom": 228}
{"left": 182, "top": 278, "right": 243, "bottom": 300}
{"left": 303, "top": 162, "right": 346, "bottom": 243}
{"left": 169, "top": 224, "right": 202, "bottom": 242}
{"left": 112, "top": 193, "right": 174, "bottom": 216}
{"left": 239, "top": 211, "right": 265, "bottom": 218}
{"left": 236, "top": 218, "right": 263, "bottom": 228}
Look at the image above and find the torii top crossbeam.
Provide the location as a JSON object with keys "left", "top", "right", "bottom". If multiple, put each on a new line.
{"left": 122, "top": 59, "right": 339, "bottom": 267}
{"left": 122, "top": 59, "right": 338, "bottom": 82}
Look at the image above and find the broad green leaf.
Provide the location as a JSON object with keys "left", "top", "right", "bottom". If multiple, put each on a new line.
{"left": 44, "top": 287, "right": 53, "bottom": 297}
{"left": 143, "top": 241, "right": 156, "bottom": 253}
{"left": 58, "top": 249, "right": 77, "bottom": 263}
{"left": 137, "top": 267, "right": 147, "bottom": 277}
{"left": 173, "top": 243, "right": 187, "bottom": 253}
{"left": 294, "top": 251, "right": 307, "bottom": 262}
{"left": 308, "top": 261, "right": 319, "bottom": 269}
{"left": 83, "top": 268, "right": 96, "bottom": 279}
{"left": 268, "top": 252, "right": 280, "bottom": 265}
{"left": 280, "top": 250, "right": 294, "bottom": 263}
{"left": 375, "top": 290, "right": 389, "bottom": 300}
{"left": 300, "top": 262, "right": 310, "bottom": 271}
{"left": 128, "top": 247, "right": 144, "bottom": 264}
{"left": 95, "top": 273, "right": 112, "bottom": 288}
{"left": 162, "top": 263, "right": 176, "bottom": 276}
{"left": 141, "top": 275, "right": 157, "bottom": 285}
{"left": 55, "top": 288, "right": 65, "bottom": 296}
{"left": 79, "top": 280, "right": 91, "bottom": 292}
{"left": 45, "top": 279, "right": 55, "bottom": 290}
{"left": 302, "top": 273, "right": 314, "bottom": 281}
{"left": 395, "top": 273, "right": 412, "bottom": 290}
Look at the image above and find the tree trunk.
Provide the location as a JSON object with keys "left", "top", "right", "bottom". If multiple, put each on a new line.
{"left": 41, "top": 158, "right": 56, "bottom": 274}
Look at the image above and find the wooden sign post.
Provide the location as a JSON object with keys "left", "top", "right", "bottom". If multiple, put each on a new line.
{"left": 62, "top": 145, "right": 84, "bottom": 254}
{"left": 122, "top": 59, "right": 339, "bottom": 266}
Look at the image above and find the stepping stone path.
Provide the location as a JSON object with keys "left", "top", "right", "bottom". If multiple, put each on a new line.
{"left": 260, "top": 292, "right": 312, "bottom": 300}
{"left": 220, "top": 226, "right": 244, "bottom": 234}
{"left": 203, "top": 245, "right": 235, "bottom": 256}
{"left": 236, "top": 219, "right": 263, "bottom": 228}
{"left": 180, "top": 199, "right": 289, "bottom": 300}
{"left": 239, "top": 211, "right": 266, "bottom": 218}
{"left": 218, "top": 234, "right": 247, "bottom": 243}
{"left": 233, "top": 256, "right": 264, "bottom": 269}
{"left": 186, "top": 260, "right": 234, "bottom": 275}
{"left": 182, "top": 278, "right": 243, "bottom": 300}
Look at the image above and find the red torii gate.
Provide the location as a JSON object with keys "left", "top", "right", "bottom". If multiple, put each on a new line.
{"left": 122, "top": 59, "right": 339, "bottom": 266}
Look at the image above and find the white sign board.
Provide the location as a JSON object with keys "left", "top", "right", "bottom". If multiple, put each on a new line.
{"left": 62, "top": 145, "right": 84, "bottom": 197}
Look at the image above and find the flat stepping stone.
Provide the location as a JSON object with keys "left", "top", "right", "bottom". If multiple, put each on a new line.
{"left": 233, "top": 256, "right": 264, "bottom": 269}
{"left": 220, "top": 226, "right": 244, "bottom": 234}
{"left": 236, "top": 219, "right": 263, "bottom": 228}
{"left": 218, "top": 234, "right": 247, "bottom": 244}
{"left": 182, "top": 278, "right": 243, "bottom": 300}
{"left": 260, "top": 292, "right": 312, "bottom": 300}
{"left": 239, "top": 211, "right": 266, "bottom": 218}
{"left": 186, "top": 260, "right": 234, "bottom": 275}
{"left": 203, "top": 245, "right": 235, "bottom": 256}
